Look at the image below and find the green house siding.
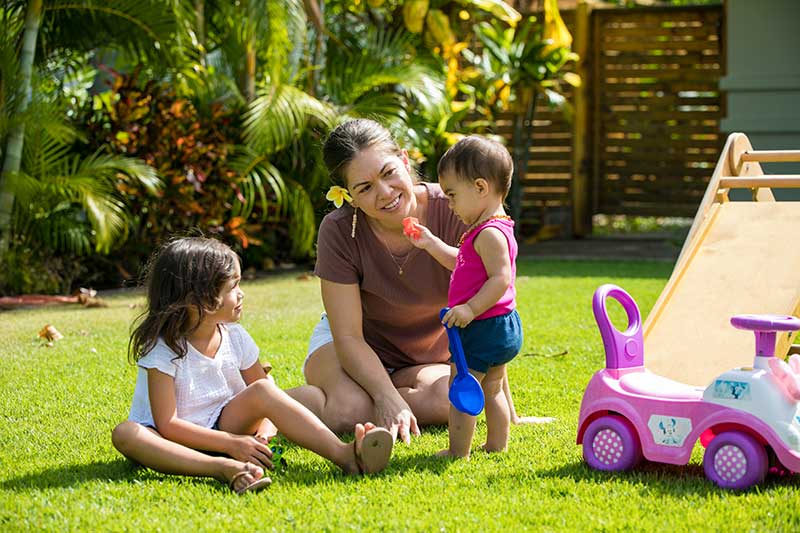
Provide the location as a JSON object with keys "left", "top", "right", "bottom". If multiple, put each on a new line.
{"left": 720, "top": 0, "right": 800, "bottom": 178}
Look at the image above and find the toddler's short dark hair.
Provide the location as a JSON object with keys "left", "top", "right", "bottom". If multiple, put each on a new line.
{"left": 437, "top": 136, "right": 514, "bottom": 199}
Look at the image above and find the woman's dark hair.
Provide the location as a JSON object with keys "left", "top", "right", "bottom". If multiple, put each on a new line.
{"left": 128, "top": 237, "right": 240, "bottom": 363}
{"left": 437, "top": 136, "right": 514, "bottom": 199}
{"left": 322, "top": 119, "right": 403, "bottom": 186}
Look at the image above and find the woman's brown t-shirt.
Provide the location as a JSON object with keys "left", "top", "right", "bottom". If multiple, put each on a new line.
{"left": 314, "top": 182, "right": 467, "bottom": 369}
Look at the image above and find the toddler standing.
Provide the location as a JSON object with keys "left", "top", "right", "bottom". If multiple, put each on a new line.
{"left": 409, "top": 136, "right": 522, "bottom": 458}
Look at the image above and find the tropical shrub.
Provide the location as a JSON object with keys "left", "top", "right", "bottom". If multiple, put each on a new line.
{"left": 78, "top": 71, "right": 284, "bottom": 276}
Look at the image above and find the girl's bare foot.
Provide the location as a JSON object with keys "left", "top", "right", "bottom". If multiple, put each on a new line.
{"left": 221, "top": 461, "right": 271, "bottom": 494}
{"left": 255, "top": 417, "right": 278, "bottom": 442}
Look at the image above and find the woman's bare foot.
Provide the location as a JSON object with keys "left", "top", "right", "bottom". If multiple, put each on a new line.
{"left": 255, "top": 417, "right": 278, "bottom": 442}
{"left": 512, "top": 415, "right": 556, "bottom": 425}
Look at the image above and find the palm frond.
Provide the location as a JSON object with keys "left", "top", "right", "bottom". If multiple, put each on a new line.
{"left": 285, "top": 179, "right": 315, "bottom": 257}
{"left": 243, "top": 83, "right": 335, "bottom": 155}
{"left": 321, "top": 25, "right": 446, "bottom": 124}
{"left": 40, "top": 0, "right": 189, "bottom": 68}
{"left": 228, "top": 147, "right": 288, "bottom": 222}
{"left": 10, "top": 133, "right": 160, "bottom": 255}
{"left": 264, "top": 0, "right": 307, "bottom": 81}
{"left": 345, "top": 93, "right": 407, "bottom": 122}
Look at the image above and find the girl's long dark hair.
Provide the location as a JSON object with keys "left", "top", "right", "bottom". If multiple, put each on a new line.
{"left": 128, "top": 237, "right": 240, "bottom": 362}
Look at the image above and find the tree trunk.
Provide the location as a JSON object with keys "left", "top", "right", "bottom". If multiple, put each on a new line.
{"left": 511, "top": 86, "right": 538, "bottom": 240}
{"left": 0, "top": 0, "right": 43, "bottom": 255}
{"left": 245, "top": 38, "right": 256, "bottom": 102}
{"left": 195, "top": 0, "right": 206, "bottom": 67}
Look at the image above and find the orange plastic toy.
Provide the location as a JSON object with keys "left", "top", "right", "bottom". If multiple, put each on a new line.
{"left": 402, "top": 217, "right": 421, "bottom": 240}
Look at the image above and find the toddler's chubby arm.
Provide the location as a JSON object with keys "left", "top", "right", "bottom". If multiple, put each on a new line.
{"left": 148, "top": 368, "right": 273, "bottom": 468}
{"left": 443, "top": 227, "right": 511, "bottom": 328}
{"left": 405, "top": 219, "right": 458, "bottom": 271}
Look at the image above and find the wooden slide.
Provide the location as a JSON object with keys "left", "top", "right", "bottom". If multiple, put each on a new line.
{"left": 644, "top": 133, "right": 800, "bottom": 386}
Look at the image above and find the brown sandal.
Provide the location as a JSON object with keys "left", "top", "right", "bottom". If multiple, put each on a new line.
{"left": 354, "top": 427, "right": 393, "bottom": 474}
{"left": 230, "top": 465, "right": 272, "bottom": 495}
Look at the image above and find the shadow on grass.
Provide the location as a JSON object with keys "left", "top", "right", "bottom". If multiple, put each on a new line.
{"left": 1, "top": 448, "right": 456, "bottom": 493}
{"left": 532, "top": 459, "right": 800, "bottom": 495}
{"left": 517, "top": 260, "right": 673, "bottom": 280}
{"left": 1, "top": 458, "right": 137, "bottom": 490}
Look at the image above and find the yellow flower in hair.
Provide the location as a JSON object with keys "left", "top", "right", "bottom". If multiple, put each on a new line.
{"left": 326, "top": 185, "right": 352, "bottom": 208}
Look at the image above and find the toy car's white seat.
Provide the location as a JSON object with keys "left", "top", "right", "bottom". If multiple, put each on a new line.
{"left": 619, "top": 370, "right": 704, "bottom": 400}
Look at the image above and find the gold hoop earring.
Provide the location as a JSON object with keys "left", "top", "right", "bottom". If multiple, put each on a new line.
{"left": 351, "top": 207, "right": 358, "bottom": 239}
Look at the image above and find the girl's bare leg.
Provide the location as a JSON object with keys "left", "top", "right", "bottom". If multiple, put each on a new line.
{"left": 111, "top": 421, "right": 264, "bottom": 491}
{"left": 482, "top": 365, "right": 510, "bottom": 452}
{"left": 219, "top": 379, "right": 386, "bottom": 474}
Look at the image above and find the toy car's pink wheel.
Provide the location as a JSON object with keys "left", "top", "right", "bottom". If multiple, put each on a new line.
{"left": 703, "top": 431, "right": 768, "bottom": 490}
{"left": 582, "top": 416, "right": 642, "bottom": 471}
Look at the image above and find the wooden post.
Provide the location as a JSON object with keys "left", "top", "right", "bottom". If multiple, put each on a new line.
{"left": 571, "top": 0, "right": 591, "bottom": 236}
{"left": 591, "top": 6, "right": 602, "bottom": 227}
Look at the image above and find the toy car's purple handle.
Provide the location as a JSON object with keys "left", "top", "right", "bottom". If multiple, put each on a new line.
{"left": 730, "top": 314, "right": 800, "bottom": 357}
{"left": 593, "top": 284, "right": 644, "bottom": 370}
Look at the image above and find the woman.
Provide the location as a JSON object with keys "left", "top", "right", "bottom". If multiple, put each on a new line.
{"left": 288, "top": 119, "right": 549, "bottom": 443}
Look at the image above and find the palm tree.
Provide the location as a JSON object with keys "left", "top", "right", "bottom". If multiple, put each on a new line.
{"left": 0, "top": 0, "right": 186, "bottom": 256}
{"left": 9, "top": 120, "right": 159, "bottom": 256}
{"left": 0, "top": 1, "right": 43, "bottom": 255}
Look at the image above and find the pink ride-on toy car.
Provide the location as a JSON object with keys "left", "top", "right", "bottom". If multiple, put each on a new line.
{"left": 577, "top": 284, "right": 800, "bottom": 490}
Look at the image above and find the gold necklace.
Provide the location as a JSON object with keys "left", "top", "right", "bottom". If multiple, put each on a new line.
{"left": 458, "top": 215, "right": 513, "bottom": 247}
{"left": 370, "top": 197, "right": 426, "bottom": 275}
{"left": 372, "top": 225, "right": 417, "bottom": 276}
{"left": 379, "top": 236, "right": 416, "bottom": 275}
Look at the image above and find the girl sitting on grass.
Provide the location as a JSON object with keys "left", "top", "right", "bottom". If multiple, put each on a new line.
{"left": 112, "top": 237, "right": 393, "bottom": 494}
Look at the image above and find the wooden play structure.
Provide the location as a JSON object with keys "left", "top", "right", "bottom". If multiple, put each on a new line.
{"left": 644, "top": 132, "right": 800, "bottom": 386}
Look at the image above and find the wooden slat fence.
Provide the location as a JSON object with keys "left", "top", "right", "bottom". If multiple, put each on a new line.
{"left": 475, "top": 4, "right": 726, "bottom": 236}
{"left": 592, "top": 5, "right": 725, "bottom": 218}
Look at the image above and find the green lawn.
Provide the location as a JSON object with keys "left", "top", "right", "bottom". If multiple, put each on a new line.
{"left": 2, "top": 259, "right": 799, "bottom": 531}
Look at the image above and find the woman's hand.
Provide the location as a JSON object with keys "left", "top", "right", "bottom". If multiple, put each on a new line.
{"left": 374, "top": 393, "right": 420, "bottom": 444}
{"left": 227, "top": 434, "right": 274, "bottom": 470}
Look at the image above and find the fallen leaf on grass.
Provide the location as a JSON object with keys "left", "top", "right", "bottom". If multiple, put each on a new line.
{"left": 39, "top": 324, "right": 64, "bottom": 342}
{"left": 522, "top": 349, "right": 569, "bottom": 358}
{"left": 77, "top": 289, "right": 106, "bottom": 308}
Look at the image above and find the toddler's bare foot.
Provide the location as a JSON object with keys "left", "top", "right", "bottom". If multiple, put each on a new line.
{"left": 436, "top": 448, "right": 468, "bottom": 459}
{"left": 479, "top": 442, "right": 507, "bottom": 453}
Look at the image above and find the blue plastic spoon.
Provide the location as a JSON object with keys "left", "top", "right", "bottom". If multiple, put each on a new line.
{"left": 440, "top": 308, "right": 485, "bottom": 416}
